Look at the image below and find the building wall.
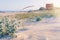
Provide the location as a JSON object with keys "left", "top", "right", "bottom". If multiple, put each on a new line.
{"left": 46, "top": 4, "right": 54, "bottom": 10}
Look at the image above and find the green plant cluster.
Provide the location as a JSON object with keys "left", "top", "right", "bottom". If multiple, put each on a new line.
{"left": 40, "top": 13, "right": 54, "bottom": 18}
{"left": 0, "top": 16, "right": 18, "bottom": 38}
{"left": 35, "top": 13, "right": 54, "bottom": 22}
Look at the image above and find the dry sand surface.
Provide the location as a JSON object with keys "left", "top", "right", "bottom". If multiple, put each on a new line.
{"left": 12, "top": 17, "right": 60, "bottom": 40}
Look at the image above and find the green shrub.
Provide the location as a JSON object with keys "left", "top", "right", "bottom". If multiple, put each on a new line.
{"left": 0, "top": 16, "right": 18, "bottom": 38}
{"left": 36, "top": 17, "right": 42, "bottom": 22}
{"left": 40, "top": 13, "right": 54, "bottom": 18}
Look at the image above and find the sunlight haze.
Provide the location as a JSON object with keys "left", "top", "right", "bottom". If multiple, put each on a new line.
{"left": 0, "top": 0, "right": 60, "bottom": 11}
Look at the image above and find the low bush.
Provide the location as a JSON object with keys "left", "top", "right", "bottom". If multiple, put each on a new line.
{"left": 0, "top": 16, "right": 18, "bottom": 38}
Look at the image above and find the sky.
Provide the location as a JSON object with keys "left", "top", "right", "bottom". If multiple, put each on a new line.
{"left": 0, "top": 0, "right": 60, "bottom": 11}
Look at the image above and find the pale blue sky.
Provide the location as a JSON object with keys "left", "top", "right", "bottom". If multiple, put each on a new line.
{"left": 0, "top": 0, "right": 60, "bottom": 11}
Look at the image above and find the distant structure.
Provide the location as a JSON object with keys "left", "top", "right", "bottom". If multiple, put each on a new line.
{"left": 46, "top": 4, "right": 54, "bottom": 10}
{"left": 23, "top": 5, "right": 34, "bottom": 10}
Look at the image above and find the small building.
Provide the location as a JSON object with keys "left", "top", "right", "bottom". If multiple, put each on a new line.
{"left": 46, "top": 4, "right": 54, "bottom": 10}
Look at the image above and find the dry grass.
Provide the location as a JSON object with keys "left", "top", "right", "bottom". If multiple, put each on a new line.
{"left": 15, "top": 13, "right": 52, "bottom": 19}
{"left": 15, "top": 13, "right": 41, "bottom": 19}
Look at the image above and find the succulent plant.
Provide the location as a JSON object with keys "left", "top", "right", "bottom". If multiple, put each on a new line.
{"left": 0, "top": 16, "right": 19, "bottom": 38}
